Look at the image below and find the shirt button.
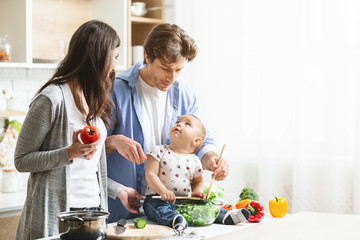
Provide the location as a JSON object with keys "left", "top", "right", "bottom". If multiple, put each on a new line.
{"left": 137, "top": 177, "right": 141, "bottom": 181}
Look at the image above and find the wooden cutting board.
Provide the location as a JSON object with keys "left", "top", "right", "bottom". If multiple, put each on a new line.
{"left": 106, "top": 224, "right": 174, "bottom": 239}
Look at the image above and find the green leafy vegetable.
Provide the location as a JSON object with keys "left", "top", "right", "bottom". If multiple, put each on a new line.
{"left": 239, "top": 187, "right": 259, "bottom": 201}
{"left": 203, "top": 182, "right": 225, "bottom": 201}
{"left": 175, "top": 202, "right": 221, "bottom": 226}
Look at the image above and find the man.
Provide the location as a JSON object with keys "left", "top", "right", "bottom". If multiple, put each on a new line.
{"left": 106, "top": 23, "right": 229, "bottom": 222}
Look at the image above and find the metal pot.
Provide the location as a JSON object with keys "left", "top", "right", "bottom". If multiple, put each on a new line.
{"left": 57, "top": 209, "right": 109, "bottom": 240}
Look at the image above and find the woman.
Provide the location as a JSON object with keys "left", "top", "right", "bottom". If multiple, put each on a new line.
{"left": 14, "top": 20, "right": 143, "bottom": 240}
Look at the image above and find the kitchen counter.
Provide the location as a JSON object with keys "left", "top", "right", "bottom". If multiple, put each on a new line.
{"left": 206, "top": 211, "right": 360, "bottom": 240}
{"left": 106, "top": 215, "right": 277, "bottom": 239}
{"left": 0, "top": 190, "right": 26, "bottom": 218}
{"left": 36, "top": 215, "right": 276, "bottom": 240}
{"left": 36, "top": 211, "right": 360, "bottom": 240}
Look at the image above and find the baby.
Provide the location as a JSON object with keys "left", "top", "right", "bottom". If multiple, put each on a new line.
{"left": 143, "top": 114, "right": 250, "bottom": 231}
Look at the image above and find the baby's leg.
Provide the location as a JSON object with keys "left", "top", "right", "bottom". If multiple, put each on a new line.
{"left": 143, "top": 196, "right": 185, "bottom": 228}
{"left": 215, "top": 208, "right": 250, "bottom": 225}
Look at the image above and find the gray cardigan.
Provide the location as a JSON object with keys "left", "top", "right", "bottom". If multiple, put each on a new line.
{"left": 14, "top": 84, "right": 121, "bottom": 240}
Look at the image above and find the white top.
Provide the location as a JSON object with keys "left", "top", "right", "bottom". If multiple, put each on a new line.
{"left": 135, "top": 76, "right": 168, "bottom": 154}
{"left": 61, "top": 83, "right": 107, "bottom": 208}
{"left": 145, "top": 145, "right": 203, "bottom": 196}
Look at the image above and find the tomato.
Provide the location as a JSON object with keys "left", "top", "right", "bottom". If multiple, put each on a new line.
{"left": 80, "top": 126, "right": 100, "bottom": 144}
{"left": 222, "top": 204, "right": 235, "bottom": 211}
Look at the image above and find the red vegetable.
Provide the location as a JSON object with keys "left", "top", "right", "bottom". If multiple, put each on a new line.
{"left": 80, "top": 126, "right": 100, "bottom": 144}
{"left": 246, "top": 201, "right": 265, "bottom": 223}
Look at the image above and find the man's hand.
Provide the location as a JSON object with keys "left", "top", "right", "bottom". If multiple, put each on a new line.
{"left": 106, "top": 135, "right": 146, "bottom": 165}
{"left": 202, "top": 151, "right": 229, "bottom": 181}
{"left": 117, "top": 186, "right": 144, "bottom": 214}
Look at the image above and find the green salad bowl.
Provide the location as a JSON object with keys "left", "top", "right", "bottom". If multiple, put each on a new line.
{"left": 174, "top": 200, "right": 223, "bottom": 226}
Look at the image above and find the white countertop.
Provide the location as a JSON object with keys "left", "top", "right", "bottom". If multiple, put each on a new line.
{"left": 35, "top": 211, "right": 360, "bottom": 240}
{"left": 0, "top": 190, "right": 26, "bottom": 217}
{"left": 106, "top": 214, "right": 276, "bottom": 239}
{"left": 36, "top": 214, "right": 275, "bottom": 240}
{"left": 207, "top": 211, "right": 360, "bottom": 240}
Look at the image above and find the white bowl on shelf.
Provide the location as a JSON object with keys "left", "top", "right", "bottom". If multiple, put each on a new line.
{"left": 131, "top": 2, "right": 147, "bottom": 17}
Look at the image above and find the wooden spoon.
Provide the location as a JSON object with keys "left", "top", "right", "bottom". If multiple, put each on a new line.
{"left": 152, "top": 196, "right": 203, "bottom": 200}
{"left": 151, "top": 195, "right": 207, "bottom": 204}
{"left": 205, "top": 144, "right": 226, "bottom": 200}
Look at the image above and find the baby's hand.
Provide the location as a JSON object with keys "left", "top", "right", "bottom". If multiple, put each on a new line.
{"left": 191, "top": 191, "right": 206, "bottom": 199}
{"left": 160, "top": 190, "right": 176, "bottom": 204}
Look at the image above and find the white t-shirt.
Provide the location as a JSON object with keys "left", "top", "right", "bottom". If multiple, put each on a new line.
{"left": 145, "top": 145, "right": 203, "bottom": 196}
{"left": 61, "top": 83, "right": 107, "bottom": 208}
{"left": 135, "top": 76, "right": 168, "bottom": 154}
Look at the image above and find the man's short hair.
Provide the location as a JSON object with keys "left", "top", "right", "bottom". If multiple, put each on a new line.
{"left": 143, "top": 23, "right": 198, "bottom": 64}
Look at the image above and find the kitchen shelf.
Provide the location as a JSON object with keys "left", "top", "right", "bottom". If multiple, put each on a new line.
{"left": 1, "top": 0, "right": 170, "bottom": 70}
{"left": 127, "top": 0, "right": 164, "bottom": 67}
{"left": 131, "top": 16, "right": 164, "bottom": 24}
{"left": 0, "top": 0, "right": 128, "bottom": 71}
{"left": 0, "top": 111, "right": 27, "bottom": 118}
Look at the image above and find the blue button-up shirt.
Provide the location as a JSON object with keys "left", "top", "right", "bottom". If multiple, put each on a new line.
{"left": 106, "top": 62, "right": 216, "bottom": 222}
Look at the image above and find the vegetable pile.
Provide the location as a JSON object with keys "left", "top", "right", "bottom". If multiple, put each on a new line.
{"left": 239, "top": 187, "right": 259, "bottom": 201}
{"left": 175, "top": 201, "right": 221, "bottom": 226}
{"left": 175, "top": 183, "right": 223, "bottom": 226}
{"left": 203, "top": 183, "right": 225, "bottom": 201}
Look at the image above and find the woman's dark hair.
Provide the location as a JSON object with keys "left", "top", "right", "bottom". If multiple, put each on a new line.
{"left": 37, "top": 19, "right": 120, "bottom": 127}
{"left": 143, "top": 23, "right": 197, "bottom": 64}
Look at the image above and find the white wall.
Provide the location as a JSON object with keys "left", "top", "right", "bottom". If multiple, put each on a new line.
{"left": 172, "top": 0, "right": 360, "bottom": 213}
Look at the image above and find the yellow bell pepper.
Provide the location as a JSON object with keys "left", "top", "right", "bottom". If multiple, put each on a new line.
{"left": 269, "top": 196, "right": 287, "bottom": 217}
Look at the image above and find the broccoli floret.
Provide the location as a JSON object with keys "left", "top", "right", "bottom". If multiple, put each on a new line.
{"left": 239, "top": 187, "right": 259, "bottom": 201}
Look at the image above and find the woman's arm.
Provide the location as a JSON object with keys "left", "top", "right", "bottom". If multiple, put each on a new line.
{"left": 15, "top": 94, "right": 70, "bottom": 172}
{"left": 108, "top": 177, "right": 143, "bottom": 214}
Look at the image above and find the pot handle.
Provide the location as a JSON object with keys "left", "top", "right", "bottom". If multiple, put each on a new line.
{"left": 60, "top": 216, "right": 84, "bottom": 222}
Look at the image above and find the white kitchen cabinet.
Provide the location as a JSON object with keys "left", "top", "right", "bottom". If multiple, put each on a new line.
{"left": 0, "top": 0, "right": 128, "bottom": 70}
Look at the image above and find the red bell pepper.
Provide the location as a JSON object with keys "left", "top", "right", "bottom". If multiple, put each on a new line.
{"left": 245, "top": 201, "right": 265, "bottom": 223}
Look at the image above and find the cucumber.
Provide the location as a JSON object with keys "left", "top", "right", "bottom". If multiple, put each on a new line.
{"left": 133, "top": 217, "right": 146, "bottom": 229}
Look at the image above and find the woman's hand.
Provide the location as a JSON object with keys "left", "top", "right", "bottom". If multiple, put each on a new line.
{"left": 117, "top": 186, "right": 144, "bottom": 214}
{"left": 202, "top": 152, "right": 229, "bottom": 181}
{"left": 105, "top": 135, "right": 146, "bottom": 165}
{"left": 67, "top": 129, "right": 99, "bottom": 160}
{"left": 160, "top": 189, "right": 176, "bottom": 204}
